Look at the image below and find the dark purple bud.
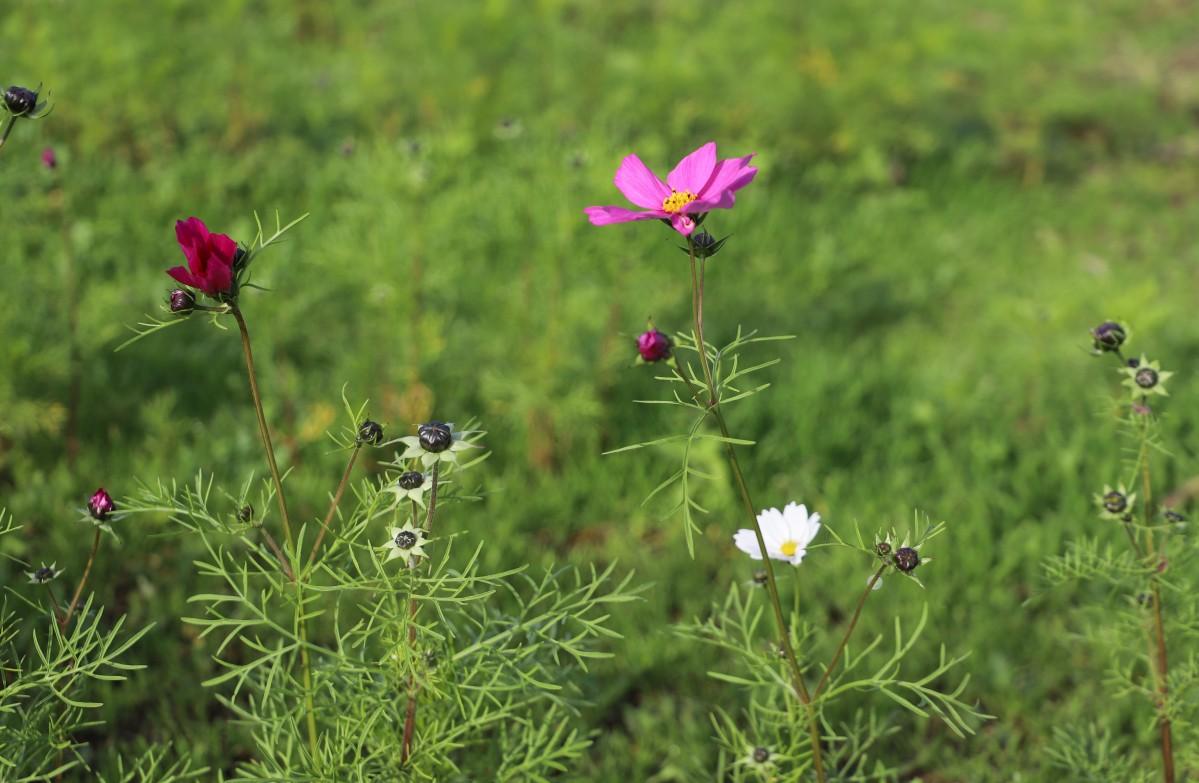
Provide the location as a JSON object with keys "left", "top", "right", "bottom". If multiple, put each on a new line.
{"left": 238, "top": 504, "right": 254, "bottom": 523}
{"left": 394, "top": 529, "right": 418, "bottom": 549}
{"left": 636, "top": 329, "right": 672, "bottom": 363}
{"left": 1090, "top": 321, "right": 1126, "bottom": 353}
{"left": 418, "top": 421, "right": 453, "bottom": 453}
{"left": 398, "top": 471, "right": 425, "bottom": 490}
{"left": 88, "top": 487, "right": 116, "bottom": 520}
{"left": 3, "top": 85, "right": 38, "bottom": 116}
{"left": 357, "top": 419, "right": 384, "bottom": 446}
{"left": 169, "top": 289, "right": 196, "bottom": 314}
{"left": 893, "top": 546, "right": 920, "bottom": 573}
{"left": 752, "top": 747, "right": 770, "bottom": 764}
{"left": 875, "top": 541, "right": 892, "bottom": 557}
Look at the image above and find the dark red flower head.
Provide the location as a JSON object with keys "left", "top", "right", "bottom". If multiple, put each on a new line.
{"left": 88, "top": 487, "right": 116, "bottom": 520}
{"left": 166, "top": 217, "right": 239, "bottom": 298}
{"left": 637, "top": 328, "right": 672, "bottom": 363}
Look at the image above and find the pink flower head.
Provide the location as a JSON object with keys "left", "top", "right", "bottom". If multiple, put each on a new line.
{"left": 88, "top": 487, "right": 116, "bottom": 520}
{"left": 41, "top": 147, "right": 57, "bottom": 170}
{"left": 584, "top": 142, "right": 757, "bottom": 236}
{"left": 636, "top": 328, "right": 672, "bottom": 363}
{"left": 166, "top": 217, "right": 240, "bottom": 298}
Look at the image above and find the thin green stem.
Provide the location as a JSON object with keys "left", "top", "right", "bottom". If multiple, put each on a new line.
{"left": 60, "top": 529, "right": 101, "bottom": 630}
{"left": 0, "top": 116, "right": 17, "bottom": 152}
{"left": 687, "top": 248, "right": 827, "bottom": 783}
{"left": 307, "top": 444, "right": 362, "bottom": 569}
{"left": 231, "top": 305, "right": 296, "bottom": 552}
{"left": 814, "top": 566, "right": 886, "bottom": 699}
{"left": 231, "top": 304, "right": 318, "bottom": 761}
{"left": 1137, "top": 411, "right": 1174, "bottom": 783}
{"left": 402, "top": 462, "right": 440, "bottom": 765}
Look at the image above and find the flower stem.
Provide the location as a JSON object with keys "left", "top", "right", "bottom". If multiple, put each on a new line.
{"left": 306, "top": 444, "right": 362, "bottom": 570}
{"left": 686, "top": 248, "right": 827, "bottom": 783}
{"left": 230, "top": 304, "right": 318, "bottom": 762}
{"left": 59, "top": 528, "right": 101, "bottom": 630}
{"left": 402, "top": 463, "right": 440, "bottom": 765}
{"left": 0, "top": 116, "right": 16, "bottom": 153}
{"left": 1137, "top": 414, "right": 1174, "bottom": 783}
{"left": 231, "top": 305, "right": 296, "bottom": 553}
{"left": 813, "top": 565, "right": 886, "bottom": 699}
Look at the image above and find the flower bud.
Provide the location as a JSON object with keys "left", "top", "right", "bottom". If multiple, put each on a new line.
{"left": 41, "top": 147, "right": 56, "bottom": 170}
{"left": 238, "top": 504, "right": 254, "bottom": 523}
{"left": 88, "top": 487, "right": 116, "bottom": 520}
{"left": 875, "top": 541, "right": 892, "bottom": 557}
{"left": 690, "top": 230, "right": 727, "bottom": 259}
{"left": 418, "top": 421, "right": 453, "bottom": 453}
{"left": 169, "top": 289, "right": 196, "bottom": 314}
{"left": 751, "top": 569, "right": 769, "bottom": 586}
{"left": 893, "top": 546, "right": 920, "bottom": 573}
{"left": 636, "top": 328, "right": 672, "bottom": 363}
{"left": 3, "top": 85, "right": 37, "bottom": 116}
{"left": 1091, "top": 321, "right": 1126, "bottom": 353}
{"left": 752, "top": 747, "right": 770, "bottom": 764}
{"left": 357, "top": 419, "right": 384, "bottom": 446}
{"left": 398, "top": 471, "right": 425, "bottom": 490}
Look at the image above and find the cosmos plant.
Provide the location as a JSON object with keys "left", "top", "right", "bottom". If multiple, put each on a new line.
{"left": 588, "top": 142, "right": 986, "bottom": 780}
{"left": 1041, "top": 322, "right": 1199, "bottom": 781}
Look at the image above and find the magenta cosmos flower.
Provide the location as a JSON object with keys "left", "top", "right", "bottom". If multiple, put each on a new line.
{"left": 584, "top": 142, "right": 757, "bottom": 236}
{"left": 166, "top": 217, "right": 239, "bottom": 298}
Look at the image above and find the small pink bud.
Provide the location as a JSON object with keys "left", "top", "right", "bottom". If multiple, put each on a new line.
{"left": 636, "top": 329, "right": 672, "bottom": 363}
{"left": 88, "top": 487, "right": 116, "bottom": 520}
{"left": 41, "top": 147, "right": 56, "bottom": 170}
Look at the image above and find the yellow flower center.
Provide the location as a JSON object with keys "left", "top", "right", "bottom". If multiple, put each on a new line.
{"left": 662, "top": 189, "right": 697, "bottom": 214}
{"left": 779, "top": 540, "right": 799, "bottom": 557}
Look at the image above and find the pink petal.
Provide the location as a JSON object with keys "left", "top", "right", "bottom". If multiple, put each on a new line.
{"left": 700, "top": 154, "right": 757, "bottom": 198}
{"left": 667, "top": 142, "right": 717, "bottom": 194}
{"left": 209, "top": 231, "right": 238, "bottom": 262}
{"left": 166, "top": 266, "right": 199, "bottom": 288}
{"left": 669, "top": 213, "right": 696, "bottom": 236}
{"left": 584, "top": 205, "right": 664, "bottom": 226}
{"left": 204, "top": 260, "right": 233, "bottom": 294}
{"left": 613, "top": 154, "right": 669, "bottom": 209}
{"left": 688, "top": 191, "right": 736, "bottom": 212}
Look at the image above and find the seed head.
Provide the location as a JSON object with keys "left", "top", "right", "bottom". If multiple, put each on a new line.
{"left": 394, "top": 529, "right": 418, "bottom": 549}
{"left": 752, "top": 747, "right": 770, "bottom": 764}
{"left": 893, "top": 546, "right": 920, "bottom": 573}
{"left": 875, "top": 541, "right": 892, "bottom": 557}
{"left": 1103, "top": 490, "right": 1128, "bottom": 515}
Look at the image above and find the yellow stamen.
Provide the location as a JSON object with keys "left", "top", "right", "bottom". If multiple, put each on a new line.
{"left": 662, "top": 189, "right": 697, "bottom": 214}
{"left": 780, "top": 541, "right": 799, "bottom": 557}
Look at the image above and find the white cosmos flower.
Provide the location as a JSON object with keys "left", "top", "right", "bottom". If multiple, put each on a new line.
{"left": 733, "top": 502, "right": 821, "bottom": 566}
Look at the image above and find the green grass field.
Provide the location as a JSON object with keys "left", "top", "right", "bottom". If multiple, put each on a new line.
{"left": 4, "top": 0, "right": 1199, "bottom": 779}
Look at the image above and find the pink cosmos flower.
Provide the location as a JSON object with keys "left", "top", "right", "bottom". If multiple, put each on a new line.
{"left": 166, "top": 217, "right": 239, "bottom": 298}
{"left": 584, "top": 142, "right": 757, "bottom": 236}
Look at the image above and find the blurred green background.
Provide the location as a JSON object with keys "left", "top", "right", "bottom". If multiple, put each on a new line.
{"left": 3, "top": 0, "right": 1199, "bottom": 779}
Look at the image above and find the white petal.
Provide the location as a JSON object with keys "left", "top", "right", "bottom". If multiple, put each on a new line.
{"left": 733, "top": 529, "right": 765, "bottom": 559}
{"left": 870, "top": 576, "right": 883, "bottom": 591}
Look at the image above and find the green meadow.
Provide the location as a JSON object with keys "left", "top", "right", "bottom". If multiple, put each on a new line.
{"left": 3, "top": 0, "right": 1199, "bottom": 779}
